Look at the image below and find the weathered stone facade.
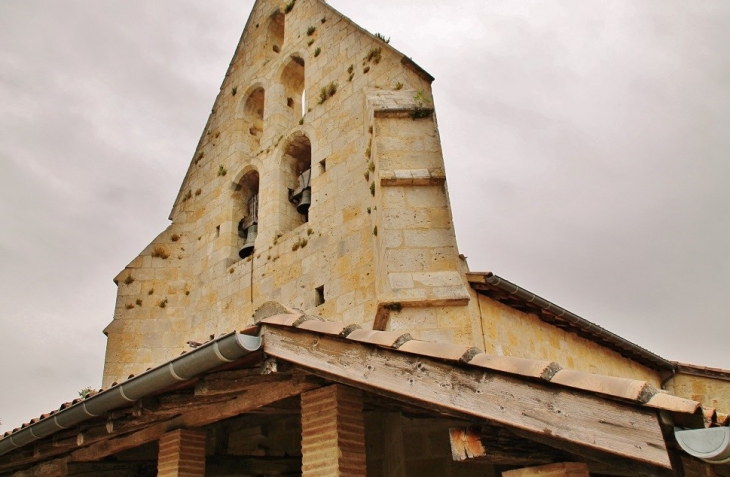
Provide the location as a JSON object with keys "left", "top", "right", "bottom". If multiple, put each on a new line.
{"left": 101, "top": 0, "right": 695, "bottom": 401}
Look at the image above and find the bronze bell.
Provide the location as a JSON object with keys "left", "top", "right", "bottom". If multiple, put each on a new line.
{"left": 239, "top": 223, "right": 257, "bottom": 258}
{"left": 297, "top": 188, "right": 311, "bottom": 215}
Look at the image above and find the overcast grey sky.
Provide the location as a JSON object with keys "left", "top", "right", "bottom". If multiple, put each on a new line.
{"left": 1, "top": 0, "right": 728, "bottom": 432}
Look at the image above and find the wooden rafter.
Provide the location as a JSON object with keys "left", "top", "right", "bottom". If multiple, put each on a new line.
{"left": 261, "top": 325, "right": 673, "bottom": 474}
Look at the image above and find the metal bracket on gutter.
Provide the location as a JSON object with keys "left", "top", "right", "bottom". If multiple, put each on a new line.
{"left": 0, "top": 332, "right": 261, "bottom": 456}
{"left": 675, "top": 427, "right": 730, "bottom": 464}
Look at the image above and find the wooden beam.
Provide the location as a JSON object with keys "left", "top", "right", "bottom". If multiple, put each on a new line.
{"left": 69, "top": 378, "right": 321, "bottom": 463}
{"left": 448, "top": 426, "right": 660, "bottom": 476}
{"left": 194, "top": 368, "right": 301, "bottom": 397}
{"left": 261, "top": 326, "right": 672, "bottom": 471}
{"left": 509, "top": 428, "right": 675, "bottom": 477}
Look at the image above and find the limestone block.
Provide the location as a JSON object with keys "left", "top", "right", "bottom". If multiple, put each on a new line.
{"left": 388, "top": 273, "right": 414, "bottom": 290}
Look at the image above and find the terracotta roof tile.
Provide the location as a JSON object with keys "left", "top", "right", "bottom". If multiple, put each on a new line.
{"left": 258, "top": 313, "right": 306, "bottom": 327}
{"left": 645, "top": 392, "right": 701, "bottom": 414}
{"left": 550, "top": 369, "right": 655, "bottom": 403}
{"left": 295, "top": 320, "right": 348, "bottom": 336}
{"left": 346, "top": 329, "right": 408, "bottom": 348}
{"left": 468, "top": 354, "right": 561, "bottom": 380}
{"left": 396, "top": 340, "right": 473, "bottom": 362}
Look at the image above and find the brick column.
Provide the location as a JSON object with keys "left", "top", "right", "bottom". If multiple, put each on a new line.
{"left": 301, "top": 385, "right": 367, "bottom": 476}
{"left": 502, "top": 462, "right": 590, "bottom": 477}
{"left": 157, "top": 429, "right": 207, "bottom": 477}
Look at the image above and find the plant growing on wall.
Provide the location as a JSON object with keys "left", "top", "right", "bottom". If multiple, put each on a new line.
{"left": 307, "top": 26, "right": 316, "bottom": 36}
{"left": 364, "top": 47, "right": 382, "bottom": 64}
{"left": 375, "top": 33, "right": 390, "bottom": 44}
{"left": 412, "top": 89, "right": 433, "bottom": 120}
{"left": 78, "top": 387, "right": 95, "bottom": 398}
{"left": 317, "top": 81, "right": 337, "bottom": 104}
{"left": 314, "top": 47, "right": 321, "bottom": 57}
{"left": 284, "top": 0, "right": 295, "bottom": 13}
{"left": 151, "top": 246, "right": 170, "bottom": 259}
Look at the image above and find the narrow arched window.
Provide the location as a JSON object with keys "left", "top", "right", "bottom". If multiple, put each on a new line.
{"left": 281, "top": 134, "right": 311, "bottom": 232}
{"left": 243, "top": 88, "right": 265, "bottom": 152}
{"left": 236, "top": 171, "right": 260, "bottom": 259}
{"left": 281, "top": 56, "right": 305, "bottom": 127}
{"left": 267, "top": 11, "right": 285, "bottom": 54}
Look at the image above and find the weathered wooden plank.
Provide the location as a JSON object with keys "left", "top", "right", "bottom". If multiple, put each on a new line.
{"left": 261, "top": 326, "right": 672, "bottom": 470}
{"left": 69, "top": 379, "right": 320, "bottom": 463}
{"left": 194, "top": 369, "right": 297, "bottom": 397}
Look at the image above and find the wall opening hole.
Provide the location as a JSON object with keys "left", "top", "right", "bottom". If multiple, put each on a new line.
{"left": 319, "top": 158, "right": 326, "bottom": 173}
{"left": 215, "top": 225, "right": 220, "bottom": 238}
{"left": 315, "top": 285, "right": 325, "bottom": 306}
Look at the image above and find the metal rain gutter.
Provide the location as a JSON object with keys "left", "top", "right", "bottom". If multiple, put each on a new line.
{"left": 0, "top": 331, "right": 261, "bottom": 456}
{"left": 675, "top": 427, "right": 730, "bottom": 464}
{"left": 471, "top": 272, "right": 674, "bottom": 371}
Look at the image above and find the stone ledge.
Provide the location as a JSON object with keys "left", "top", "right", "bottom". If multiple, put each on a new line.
{"left": 380, "top": 169, "right": 445, "bottom": 186}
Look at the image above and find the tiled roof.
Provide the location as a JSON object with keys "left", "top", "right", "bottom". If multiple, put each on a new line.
{"left": 258, "top": 313, "right": 705, "bottom": 423}
{"left": 0, "top": 309, "right": 721, "bottom": 455}
{"left": 673, "top": 361, "right": 730, "bottom": 381}
{"left": 466, "top": 272, "right": 673, "bottom": 371}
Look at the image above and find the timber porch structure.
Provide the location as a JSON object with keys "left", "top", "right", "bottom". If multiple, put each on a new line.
{"left": 0, "top": 304, "right": 727, "bottom": 476}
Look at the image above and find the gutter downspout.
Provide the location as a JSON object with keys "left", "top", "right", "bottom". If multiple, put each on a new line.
{"left": 0, "top": 331, "right": 261, "bottom": 456}
{"left": 474, "top": 272, "right": 674, "bottom": 372}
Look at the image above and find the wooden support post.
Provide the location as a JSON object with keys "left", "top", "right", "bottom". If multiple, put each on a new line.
{"left": 157, "top": 429, "right": 206, "bottom": 477}
{"left": 301, "top": 385, "right": 366, "bottom": 477}
{"left": 502, "top": 462, "right": 589, "bottom": 477}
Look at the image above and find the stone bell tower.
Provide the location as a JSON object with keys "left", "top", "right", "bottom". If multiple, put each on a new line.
{"left": 102, "top": 0, "right": 479, "bottom": 387}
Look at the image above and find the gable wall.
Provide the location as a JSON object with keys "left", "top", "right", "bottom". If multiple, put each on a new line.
{"left": 101, "top": 0, "right": 668, "bottom": 391}
{"left": 102, "top": 0, "right": 477, "bottom": 387}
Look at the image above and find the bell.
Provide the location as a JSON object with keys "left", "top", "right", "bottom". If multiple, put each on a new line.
{"left": 238, "top": 223, "right": 257, "bottom": 259}
{"left": 297, "top": 188, "right": 311, "bottom": 215}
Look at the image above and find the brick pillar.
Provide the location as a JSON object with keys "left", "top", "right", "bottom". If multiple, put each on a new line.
{"left": 301, "top": 385, "right": 367, "bottom": 476}
{"left": 157, "top": 429, "right": 207, "bottom": 477}
{"left": 502, "top": 462, "right": 590, "bottom": 477}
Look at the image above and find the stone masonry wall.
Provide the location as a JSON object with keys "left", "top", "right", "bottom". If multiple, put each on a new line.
{"left": 665, "top": 373, "right": 730, "bottom": 410}
{"left": 478, "top": 294, "right": 660, "bottom": 385}
{"left": 102, "top": 0, "right": 670, "bottom": 392}
{"left": 102, "top": 0, "right": 477, "bottom": 386}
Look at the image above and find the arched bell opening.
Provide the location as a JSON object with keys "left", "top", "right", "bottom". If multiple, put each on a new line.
{"left": 243, "top": 88, "right": 265, "bottom": 153}
{"left": 281, "top": 56, "right": 305, "bottom": 127}
{"left": 236, "top": 170, "right": 260, "bottom": 259}
{"left": 281, "top": 134, "right": 311, "bottom": 233}
{"left": 267, "top": 11, "right": 285, "bottom": 54}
